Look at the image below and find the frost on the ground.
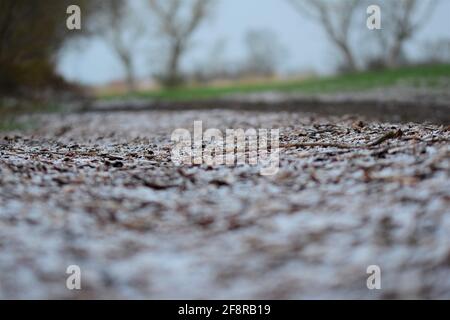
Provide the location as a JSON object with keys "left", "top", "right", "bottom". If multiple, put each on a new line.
{"left": 0, "top": 110, "right": 449, "bottom": 299}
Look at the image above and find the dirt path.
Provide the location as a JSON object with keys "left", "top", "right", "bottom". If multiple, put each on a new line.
{"left": 0, "top": 110, "right": 449, "bottom": 299}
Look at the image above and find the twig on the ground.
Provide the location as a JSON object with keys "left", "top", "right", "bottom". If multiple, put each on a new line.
{"left": 282, "top": 142, "right": 357, "bottom": 149}
{"left": 368, "top": 130, "right": 403, "bottom": 147}
{"left": 282, "top": 130, "right": 406, "bottom": 150}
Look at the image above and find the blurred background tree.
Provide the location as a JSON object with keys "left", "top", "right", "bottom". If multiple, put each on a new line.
{"left": 288, "top": 0, "right": 439, "bottom": 72}
{"left": 288, "top": 0, "right": 361, "bottom": 72}
{"left": 369, "top": 0, "right": 439, "bottom": 68}
{"left": 96, "top": 0, "right": 146, "bottom": 93}
{"left": 148, "top": 0, "right": 216, "bottom": 87}
{"left": 242, "top": 29, "right": 286, "bottom": 78}
{"left": 0, "top": 0, "right": 101, "bottom": 99}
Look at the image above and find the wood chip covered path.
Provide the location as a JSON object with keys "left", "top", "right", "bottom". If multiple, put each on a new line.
{"left": 0, "top": 110, "right": 449, "bottom": 299}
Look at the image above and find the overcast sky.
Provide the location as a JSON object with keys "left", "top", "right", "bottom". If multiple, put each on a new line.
{"left": 57, "top": 0, "right": 450, "bottom": 85}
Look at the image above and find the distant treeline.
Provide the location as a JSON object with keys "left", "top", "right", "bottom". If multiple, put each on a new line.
{"left": 1, "top": 0, "right": 448, "bottom": 100}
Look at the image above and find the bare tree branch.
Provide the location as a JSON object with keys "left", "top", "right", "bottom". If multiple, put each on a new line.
{"left": 97, "top": 0, "right": 144, "bottom": 92}
{"left": 288, "top": 0, "right": 361, "bottom": 72}
{"left": 149, "top": 0, "right": 214, "bottom": 87}
{"left": 373, "top": 0, "right": 439, "bottom": 67}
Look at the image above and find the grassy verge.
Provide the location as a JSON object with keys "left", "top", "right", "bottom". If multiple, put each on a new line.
{"left": 101, "top": 64, "right": 450, "bottom": 102}
{"left": 0, "top": 118, "right": 26, "bottom": 132}
{"left": 0, "top": 100, "right": 62, "bottom": 132}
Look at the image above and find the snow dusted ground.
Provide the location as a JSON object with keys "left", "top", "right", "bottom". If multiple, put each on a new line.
{"left": 0, "top": 110, "right": 449, "bottom": 299}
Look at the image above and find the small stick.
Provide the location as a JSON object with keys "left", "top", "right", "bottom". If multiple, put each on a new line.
{"left": 283, "top": 129, "right": 405, "bottom": 150}
{"left": 367, "top": 130, "right": 403, "bottom": 147}
{"left": 282, "top": 142, "right": 357, "bottom": 149}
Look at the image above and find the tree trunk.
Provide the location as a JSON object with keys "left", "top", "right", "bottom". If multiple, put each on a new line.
{"left": 166, "top": 41, "right": 183, "bottom": 87}
{"left": 337, "top": 41, "right": 358, "bottom": 72}
{"left": 125, "top": 63, "right": 136, "bottom": 93}
{"left": 118, "top": 53, "right": 135, "bottom": 93}
{"left": 387, "top": 41, "right": 404, "bottom": 68}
